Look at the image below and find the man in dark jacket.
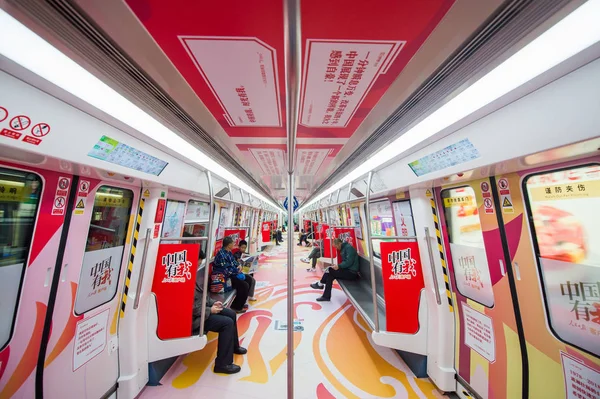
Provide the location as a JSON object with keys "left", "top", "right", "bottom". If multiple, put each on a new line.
{"left": 192, "top": 251, "right": 247, "bottom": 374}
{"left": 310, "top": 238, "right": 359, "bottom": 301}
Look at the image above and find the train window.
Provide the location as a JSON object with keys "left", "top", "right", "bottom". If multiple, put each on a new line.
{"left": 183, "top": 200, "right": 210, "bottom": 254}
{"left": 161, "top": 200, "right": 186, "bottom": 238}
{"left": 392, "top": 200, "right": 416, "bottom": 237}
{"left": 368, "top": 200, "right": 396, "bottom": 259}
{"left": 0, "top": 169, "right": 42, "bottom": 349}
{"left": 442, "top": 186, "right": 494, "bottom": 308}
{"left": 75, "top": 186, "right": 133, "bottom": 315}
{"left": 524, "top": 164, "right": 600, "bottom": 356}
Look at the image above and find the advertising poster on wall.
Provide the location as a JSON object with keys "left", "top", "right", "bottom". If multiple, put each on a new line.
{"left": 526, "top": 165, "right": 600, "bottom": 356}
{"left": 261, "top": 222, "right": 271, "bottom": 242}
{"left": 380, "top": 240, "right": 425, "bottom": 333}
{"left": 185, "top": 200, "right": 210, "bottom": 221}
{"left": 161, "top": 200, "right": 186, "bottom": 238}
{"left": 443, "top": 187, "right": 495, "bottom": 308}
{"left": 216, "top": 207, "right": 230, "bottom": 240}
{"left": 392, "top": 200, "right": 416, "bottom": 237}
{"left": 151, "top": 243, "right": 199, "bottom": 339}
{"left": 74, "top": 246, "right": 124, "bottom": 315}
{"left": 223, "top": 229, "right": 247, "bottom": 249}
{"left": 352, "top": 206, "right": 362, "bottom": 240}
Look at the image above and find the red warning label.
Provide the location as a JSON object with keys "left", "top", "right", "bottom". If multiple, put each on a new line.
{"left": 31, "top": 123, "right": 51, "bottom": 137}
{"left": 0, "top": 107, "right": 7, "bottom": 122}
{"left": 23, "top": 136, "right": 42, "bottom": 146}
{"left": 0, "top": 128, "right": 22, "bottom": 140}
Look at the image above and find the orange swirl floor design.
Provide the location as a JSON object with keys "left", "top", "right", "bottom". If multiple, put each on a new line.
{"left": 139, "top": 234, "right": 447, "bottom": 399}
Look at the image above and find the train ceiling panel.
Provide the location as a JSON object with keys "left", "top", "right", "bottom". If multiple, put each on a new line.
{"left": 118, "top": 0, "right": 456, "bottom": 202}
{"left": 3, "top": 0, "right": 513, "bottom": 205}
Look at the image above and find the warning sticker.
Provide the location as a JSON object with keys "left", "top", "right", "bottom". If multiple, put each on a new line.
{"left": 480, "top": 181, "right": 491, "bottom": 198}
{"left": 483, "top": 197, "right": 494, "bottom": 214}
{"left": 31, "top": 123, "right": 51, "bottom": 138}
{"left": 52, "top": 177, "right": 71, "bottom": 216}
{"left": 497, "top": 178, "right": 514, "bottom": 214}
{"left": 143, "top": 189, "right": 150, "bottom": 198}
{"left": 0, "top": 128, "right": 22, "bottom": 140}
{"left": 0, "top": 107, "right": 7, "bottom": 122}
{"left": 425, "top": 189, "right": 433, "bottom": 198}
{"left": 74, "top": 180, "right": 90, "bottom": 215}
{"left": 9, "top": 115, "right": 31, "bottom": 131}
{"left": 22, "top": 136, "right": 41, "bottom": 146}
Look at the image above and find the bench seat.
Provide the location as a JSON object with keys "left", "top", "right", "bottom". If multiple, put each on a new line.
{"left": 317, "top": 256, "right": 387, "bottom": 330}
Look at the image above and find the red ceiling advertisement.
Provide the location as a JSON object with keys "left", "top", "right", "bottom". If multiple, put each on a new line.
{"left": 125, "top": 0, "right": 454, "bottom": 181}
{"left": 261, "top": 222, "right": 271, "bottom": 242}
{"left": 151, "top": 243, "right": 200, "bottom": 339}
{"left": 380, "top": 240, "right": 425, "bottom": 334}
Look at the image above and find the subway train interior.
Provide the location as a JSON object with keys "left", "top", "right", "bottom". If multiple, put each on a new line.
{"left": 0, "top": 0, "right": 599, "bottom": 398}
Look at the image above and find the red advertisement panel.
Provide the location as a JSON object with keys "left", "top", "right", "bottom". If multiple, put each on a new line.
{"left": 155, "top": 198, "right": 166, "bottom": 224}
{"left": 213, "top": 239, "right": 223, "bottom": 257}
{"left": 151, "top": 243, "right": 200, "bottom": 339}
{"left": 303, "top": 219, "right": 310, "bottom": 232}
{"left": 223, "top": 228, "right": 247, "bottom": 249}
{"left": 380, "top": 241, "right": 425, "bottom": 334}
{"left": 333, "top": 227, "right": 357, "bottom": 263}
{"left": 261, "top": 222, "right": 271, "bottom": 242}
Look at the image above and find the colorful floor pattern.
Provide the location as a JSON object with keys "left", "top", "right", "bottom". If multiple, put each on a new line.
{"left": 139, "top": 233, "right": 448, "bottom": 399}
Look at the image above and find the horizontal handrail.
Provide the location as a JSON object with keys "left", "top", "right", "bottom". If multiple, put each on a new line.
{"left": 160, "top": 237, "right": 208, "bottom": 242}
{"left": 369, "top": 235, "right": 417, "bottom": 240}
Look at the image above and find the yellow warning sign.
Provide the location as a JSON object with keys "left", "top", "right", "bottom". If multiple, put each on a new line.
{"left": 501, "top": 195, "right": 514, "bottom": 214}
{"left": 143, "top": 189, "right": 150, "bottom": 198}
{"left": 76, "top": 199, "right": 85, "bottom": 209}
{"left": 425, "top": 189, "right": 433, "bottom": 198}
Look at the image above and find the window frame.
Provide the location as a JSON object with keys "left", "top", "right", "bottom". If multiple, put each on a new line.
{"left": 522, "top": 162, "right": 600, "bottom": 357}
{"left": 74, "top": 185, "right": 134, "bottom": 316}
{"left": 0, "top": 167, "right": 43, "bottom": 351}
{"left": 441, "top": 185, "right": 495, "bottom": 308}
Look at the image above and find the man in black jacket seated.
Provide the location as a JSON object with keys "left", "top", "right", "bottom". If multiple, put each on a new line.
{"left": 192, "top": 251, "right": 247, "bottom": 374}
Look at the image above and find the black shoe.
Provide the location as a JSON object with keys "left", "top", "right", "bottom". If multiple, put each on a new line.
{"left": 316, "top": 296, "right": 330, "bottom": 302}
{"left": 214, "top": 364, "right": 241, "bottom": 374}
{"left": 234, "top": 347, "right": 247, "bottom": 355}
{"left": 310, "top": 282, "right": 324, "bottom": 290}
{"left": 232, "top": 308, "right": 247, "bottom": 314}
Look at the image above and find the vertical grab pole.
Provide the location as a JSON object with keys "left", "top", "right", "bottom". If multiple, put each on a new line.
{"left": 199, "top": 170, "right": 215, "bottom": 337}
{"left": 365, "top": 171, "right": 380, "bottom": 332}
{"left": 284, "top": 0, "right": 301, "bottom": 396}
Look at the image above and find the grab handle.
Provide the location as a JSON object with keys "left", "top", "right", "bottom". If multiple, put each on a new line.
{"left": 424, "top": 227, "right": 442, "bottom": 305}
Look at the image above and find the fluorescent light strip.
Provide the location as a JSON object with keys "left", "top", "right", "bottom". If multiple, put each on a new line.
{"left": 0, "top": 10, "right": 278, "bottom": 209}
{"left": 299, "top": 0, "right": 600, "bottom": 212}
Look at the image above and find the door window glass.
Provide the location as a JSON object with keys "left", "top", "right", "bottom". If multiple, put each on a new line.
{"left": 524, "top": 164, "right": 600, "bottom": 356}
{"left": 185, "top": 200, "right": 209, "bottom": 222}
{"left": 442, "top": 186, "right": 494, "bottom": 307}
{"left": 0, "top": 169, "right": 42, "bottom": 349}
{"left": 392, "top": 200, "right": 416, "bottom": 237}
{"left": 368, "top": 200, "right": 395, "bottom": 258}
{"left": 162, "top": 200, "right": 186, "bottom": 238}
{"left": 75, "top": 186, "right": 133, "bottom": 315}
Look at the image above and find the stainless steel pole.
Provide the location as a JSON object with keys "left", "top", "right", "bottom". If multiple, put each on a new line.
{"left": 364, "top": 171, "right": 380, "bottom": 332}
{"left": 284, "top": 0, "right": 301, "bottom": 396}
{"left": 200, "top": 170, "right": 215, "bottom": 336}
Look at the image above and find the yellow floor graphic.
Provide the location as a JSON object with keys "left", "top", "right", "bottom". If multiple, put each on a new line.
{"left": 139, "top": 234, "right": 447, "bottom": 399}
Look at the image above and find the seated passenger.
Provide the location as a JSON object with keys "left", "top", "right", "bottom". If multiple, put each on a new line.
{"left": 213, "top": 236, "right": 256, "bottom": 313}
{"left": 232, "top": 239, "right": 256, "bottom": 301}
{"left": 300, "top": 245, "right": 321, "bottom": 271}
{"left": 192, "top": 250, "right": 247, "bottom": 375}
{"left": 311, "top": 238, "right": 359, "bottom": 301}
{"left": 297, "top": 229, "right": 308, "bottom": 246}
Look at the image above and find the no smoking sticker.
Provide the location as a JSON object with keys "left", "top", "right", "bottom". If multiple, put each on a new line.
{"left": 0, "top": 107, "right": 7, "bottom": 122}
{"left": 10, "top": 115, "right": 31, "bottom": 131}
